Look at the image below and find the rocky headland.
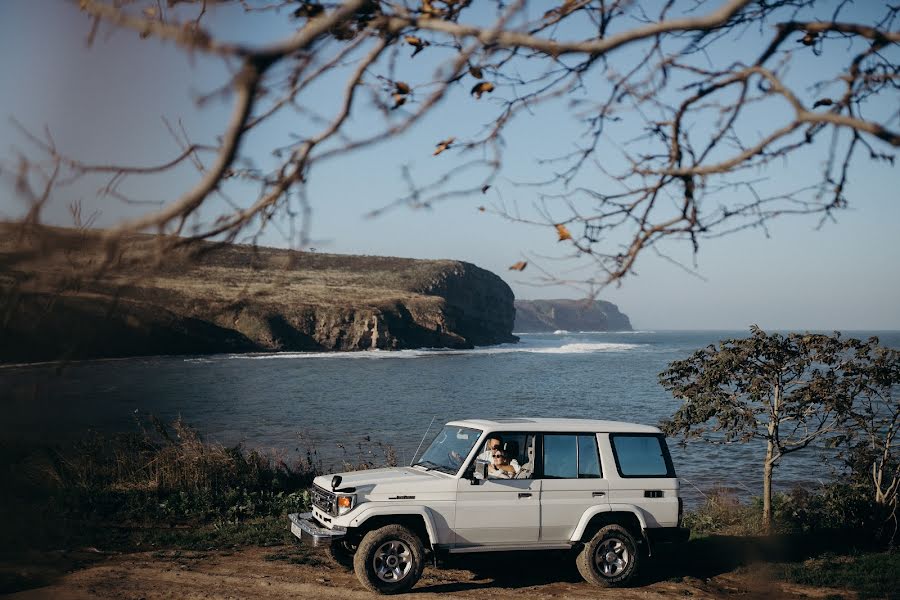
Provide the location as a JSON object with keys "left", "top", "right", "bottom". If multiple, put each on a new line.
{"left": 0, "top": 225, "right": 517, "bottom": 363}
{"left": 514, "top": 299, "right": 632, "bottom": 332}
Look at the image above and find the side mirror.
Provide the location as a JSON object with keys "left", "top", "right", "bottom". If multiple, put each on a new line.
{"left": 469, "top": 460, "right": 489, "bottom": 484}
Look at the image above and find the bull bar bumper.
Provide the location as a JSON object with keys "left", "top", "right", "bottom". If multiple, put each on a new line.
{"left": 288, "top": 512, "right": 347, "bottom": 547}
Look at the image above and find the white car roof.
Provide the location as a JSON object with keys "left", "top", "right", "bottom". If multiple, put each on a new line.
{"left": 445, "top": 417, "right": 662, "bottom": 434}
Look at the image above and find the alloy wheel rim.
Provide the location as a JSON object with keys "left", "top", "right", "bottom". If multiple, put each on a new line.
{"left": 594, "top": 537, "right": 630, "bottom": 577}
{"left": 373, "top": 540, "right": 413, "bottom": 583}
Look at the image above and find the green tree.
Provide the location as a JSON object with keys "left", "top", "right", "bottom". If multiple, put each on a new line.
{"left": 659, "top": 326, "right": 850, "bottom": 532}
{"left": 836, "top": 338, "right": 900, "bottom": 539}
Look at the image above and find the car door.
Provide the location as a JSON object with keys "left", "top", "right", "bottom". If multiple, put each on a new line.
{"left": 603, "top": 432, "right": 680, "bottom": 527}
{"left": 538, "top": 433, "right": 611, "bottom": 542}
{"left": 453, "top": 432, "right": 540, "bottom": 546}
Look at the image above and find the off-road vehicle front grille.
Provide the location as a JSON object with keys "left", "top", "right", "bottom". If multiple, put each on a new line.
{"left": 311, "top": 484, "right": 336, "bottom": 515}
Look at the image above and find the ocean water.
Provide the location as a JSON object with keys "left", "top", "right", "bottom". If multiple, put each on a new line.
{"left": 2, "top": 330, "right": 897, "bottom": 505}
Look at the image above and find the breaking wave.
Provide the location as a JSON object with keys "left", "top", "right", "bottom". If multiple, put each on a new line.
{"left": 183, "top": 341, "right": 644, "bottom": 363}
{"left": 525, "top": 342, "right": 640, "bottom": 354}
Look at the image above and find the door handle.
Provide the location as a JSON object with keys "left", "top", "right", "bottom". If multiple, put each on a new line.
{"left": 592, "top": 492, "right": 606, "bottom": 497}
{"left": 518, "top": 492, "right": 532, "bottom": 498}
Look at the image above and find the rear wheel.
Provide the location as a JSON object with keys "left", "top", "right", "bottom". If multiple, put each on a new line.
{"left": 576, "top": 523, "right": 640, "bottom": 587}
{"left": 353, "top": 524, "right": 425, "bottom": 594}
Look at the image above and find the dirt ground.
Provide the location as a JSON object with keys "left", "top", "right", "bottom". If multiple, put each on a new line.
{"left": 3, "top": 546, "right": 853, "bottom": 600}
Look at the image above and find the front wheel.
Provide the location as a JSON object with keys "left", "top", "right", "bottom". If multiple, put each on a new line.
{"left": 576, "top": 523, "right": 640, "bottom": 587}
{"left": 327, "top": 539, "right": 356, "bottom": 569}
{"left": 353, "top": 524, "right": 425, "bottom": 594}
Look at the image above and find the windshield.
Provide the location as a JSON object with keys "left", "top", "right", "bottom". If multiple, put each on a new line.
{"left": 416, "top": 426, "right": 482, "bottom": 474}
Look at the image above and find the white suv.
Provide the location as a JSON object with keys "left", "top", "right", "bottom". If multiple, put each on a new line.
{"left": 289, "top": 418, "right": 688, "bottom": 594}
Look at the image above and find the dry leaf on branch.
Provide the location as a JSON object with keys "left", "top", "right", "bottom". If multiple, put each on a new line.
{"left": 799, "top": 31, "right": 818, "bottom": 46}
{"left": 509, "top": 261, "right": 528, "bottom": 271}
{"left": 812, "top": 98, "right": 834, "bottom": 108}
{"left": 404, "top": 35, "right": 430, "bottom": 57}
{"left": 433, "top": 137, "right": 455, "bottom": 156}
{"left": 469, "top": 65, "right": 484, "bottom": 79}
{"left": 293, "top": 3, "right": 324, "bottom": 19}
{"left": 543, "top": 0, "right": 577, "bottom": 20}
{"left": 391, "top": 93, "right": 406, "bottom": 110}
{"left": 391, "top": 81, "right": 411, "bottom": 109}
{"left": 481, "top": 185, "right": 491, "bottom": 193}
{"left": 477, "top": 206, "right": 486, "bottom": 212}
{"left": 421, "top": 0, "right": 442, "bottom": 17}
{"left": 471, "top": 81, "right": 495, "bottom": 99}
{"left": 556, "top": 224, "right": 573, "bottom": 241}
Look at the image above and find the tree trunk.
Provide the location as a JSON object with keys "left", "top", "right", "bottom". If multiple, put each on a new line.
{"left": 763, "top": 438, "right": 775, "bottom": 534}
{"left": 763, "top": 379, "right": 782, "bottom": 534}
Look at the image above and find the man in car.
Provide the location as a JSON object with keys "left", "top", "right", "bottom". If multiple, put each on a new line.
{"left": 478, "top": 436, "right": 522, "bottom": 478}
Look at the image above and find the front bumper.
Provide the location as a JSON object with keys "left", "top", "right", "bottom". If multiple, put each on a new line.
{"left": 288, "top": 512, "right": 347, "bottom": 547}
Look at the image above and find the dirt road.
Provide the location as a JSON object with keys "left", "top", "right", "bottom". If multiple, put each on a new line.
{"left": 4, "top": 546, "right": 851, "bottom": 600}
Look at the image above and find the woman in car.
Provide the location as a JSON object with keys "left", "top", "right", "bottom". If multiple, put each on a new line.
{"left": 488, "top": 444, "right": 520, "bottom": 478}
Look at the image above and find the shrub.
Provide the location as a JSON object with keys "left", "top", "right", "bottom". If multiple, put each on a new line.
{"left": 683, "top": 489, "right": 761, "bottom": 536}
{"left": 2, "top": 416, "right": 322, "bottom": 531}
{"left": 686, "top": 483, "right": 893, "bottom": 547}
{"left": 775, "top": 483, "right": 892, "bottom": 545}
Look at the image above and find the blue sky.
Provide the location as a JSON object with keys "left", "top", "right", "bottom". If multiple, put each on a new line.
{"left": 0, "top": 1, "right": 898, "bottom": 330}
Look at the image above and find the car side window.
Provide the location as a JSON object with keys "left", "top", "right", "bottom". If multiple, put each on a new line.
{"left": 543, "top": 434, "right": 577, "bottom": 478}
{"left": 478, "top": 432, "right": 535, "bottom": 480}
{"left": 610, "top": 433, "right": 675, "bottom": 477}
{"left": 577, "top": 434, "right": 602, "bottom": 478}
{"left": 542, "top": 434, "right": 603, "bottom": 479}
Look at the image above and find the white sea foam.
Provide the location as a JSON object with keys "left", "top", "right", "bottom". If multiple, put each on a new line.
{"left": 523, "top": 342, "right": 640, "bottom": 354}
{"left": 184, "top": 341, "right": 644, "bottom": 363}
{"left": 573, "top": 330, "right": 656, "bottom": 335}
{"left": 514, "top": 330, "right": 656, "bottom": 336}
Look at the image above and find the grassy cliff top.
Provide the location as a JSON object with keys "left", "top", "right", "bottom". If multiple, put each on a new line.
{"left": 0, "top": 224, "right": 466, "bottom": 306}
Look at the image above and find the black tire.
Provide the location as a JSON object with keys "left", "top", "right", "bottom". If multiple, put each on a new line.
{"left": 576, "top": 523, "right": 640, "bottom": 587}
{"left": 353, "top": 524, "right": 425, "bottom": 594}
{"left": 327, "top": 539, "right": 356, "bottom": 569}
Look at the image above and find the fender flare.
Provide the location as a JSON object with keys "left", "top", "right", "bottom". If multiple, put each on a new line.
{"left": 347, "top": 505, "right": 439, "bottom": 546}
{"left": 569, "top": 503, "right": 649, "bottom": 542}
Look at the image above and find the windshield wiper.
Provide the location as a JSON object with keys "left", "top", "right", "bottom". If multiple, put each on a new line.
{"left": 415, "top": 460, "right": 441, "bottom": 471}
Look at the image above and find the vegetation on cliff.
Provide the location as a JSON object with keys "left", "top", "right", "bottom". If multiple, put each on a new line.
{"left": 0, "top": 225, "right": 517, "bottom": 363}
{"left": 514, "top": 299, "right": 632, "bottom": 333}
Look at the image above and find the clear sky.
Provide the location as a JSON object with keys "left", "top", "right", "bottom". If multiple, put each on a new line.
{"left": 1, "top": 1, "right": 898, "bottom": 330}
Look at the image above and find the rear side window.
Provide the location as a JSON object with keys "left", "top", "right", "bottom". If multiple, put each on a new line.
{"left": 610, "top": 434, "right": 675, "bottom": 478}
{"left": 542, "top": 434, "right": 603, "bottom": 479}
{"left": 578, "top": 435, "right": 602, "bottom": 478}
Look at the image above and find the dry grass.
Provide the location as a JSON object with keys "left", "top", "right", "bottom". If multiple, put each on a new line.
{"left": 684, "top": 489, "right": 763, "bottom": 536}
{"left": 0, "top": 223, "right": 460, "bottom": 306}
{"left": 0, "top": 416, "right": 405, "bottom": 555}
{"left": 42, "top": 416, "right": 320, "bottom": 499}
{"left": 1, "top": 223, "right": 494, "bottom": 361}
{"left": 0, "top": 415, "right": 321, "bottom": 553}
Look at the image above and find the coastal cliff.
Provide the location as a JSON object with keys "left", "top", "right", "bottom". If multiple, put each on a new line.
{"left": 514, "top": 299, "right": 632, "bottom": 332}
{"left": 0, "top": 226, "right": 517, "bottom": 363}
